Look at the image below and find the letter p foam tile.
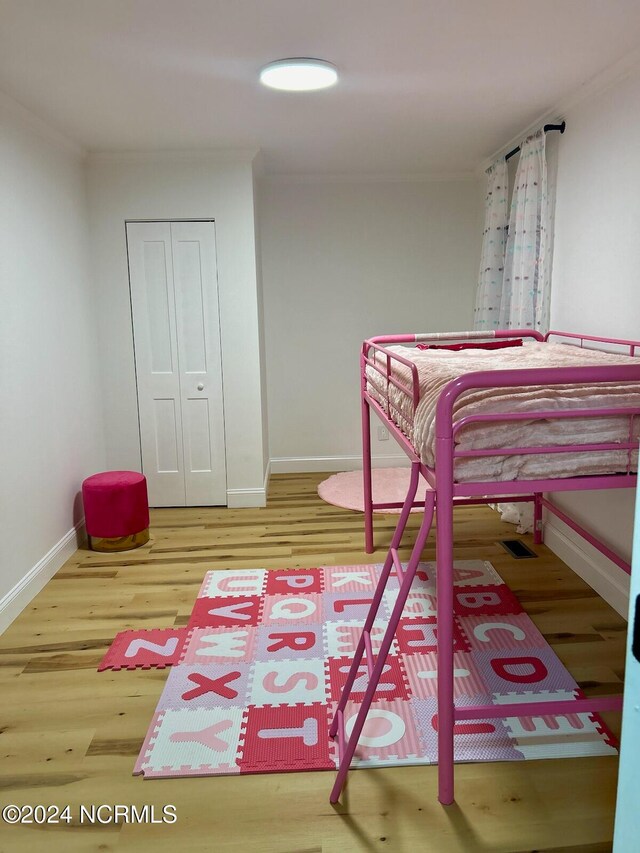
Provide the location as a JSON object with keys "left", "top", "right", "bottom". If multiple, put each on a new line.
{"left": 104, "top": 563, "right": 617, "bottom": 779}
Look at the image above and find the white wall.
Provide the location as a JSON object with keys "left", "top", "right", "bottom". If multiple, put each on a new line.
{"left": 253, "top": 160, "right": 270, "bottom": 482}
{"left": 87, "top": 152, "right": 269, "bottom": 507}
{"left": 0, "top": 92, "right": 106, "bottom": 630}
{"left": 545, "top": 66, "right": 640, "bottom": 614}
{"left": 260, "top": 177, "right": 482, "bottom": 470}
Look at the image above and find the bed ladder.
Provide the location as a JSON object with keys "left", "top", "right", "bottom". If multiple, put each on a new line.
{"left": 329, "top": 460, "right": 436, "bottom": 804}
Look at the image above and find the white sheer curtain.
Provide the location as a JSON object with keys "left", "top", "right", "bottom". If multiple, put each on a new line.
{"left": 474, "top": 159, "right": 508, "bottom": 330}
{"left": 499, "top": 130, "right": 550, "bottom": 332}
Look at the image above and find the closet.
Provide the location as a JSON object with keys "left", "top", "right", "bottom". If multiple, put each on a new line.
{"left": 126, "top": 220, "right": 226, "bottom": 507}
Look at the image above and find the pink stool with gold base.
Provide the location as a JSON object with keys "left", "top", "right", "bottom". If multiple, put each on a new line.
{"left": 82, "top": 471, "right": 150, "bottom": 552}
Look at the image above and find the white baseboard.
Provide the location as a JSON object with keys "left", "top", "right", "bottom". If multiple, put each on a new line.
{"left": 226, "top": 461, "right": 271, "bottom": 508}
{"left": 544, "top": 520, "right": 630, "bottom": 618}
{"left": 269, "top": 454, "right": 410, "bottom": 474}
{"left": 227, "top": 487, "right": 267, "bottom": 508}
{"left": 0, "top": 521, "right": 84, "bottom": 635}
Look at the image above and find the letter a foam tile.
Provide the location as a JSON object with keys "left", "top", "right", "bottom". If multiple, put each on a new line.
{"left": 98, "top": 628, "right": 188, "bottom": 671}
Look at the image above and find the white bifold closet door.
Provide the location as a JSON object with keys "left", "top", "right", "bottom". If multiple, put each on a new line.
{"left": 127, "top": 221, "right": 227, "bottom": 507}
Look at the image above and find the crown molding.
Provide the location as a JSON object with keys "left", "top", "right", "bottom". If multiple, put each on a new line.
{"left": 0, "top": 87, "right": 85, "bottom": 158}
{"left": 263, "top": 171, "right": 477, "bottom": 185}
{"left": 478, "top": 45, "right": 640, "bottom": 175}
{"left": 87, "top": 148, "right": 260, "bottom": 166}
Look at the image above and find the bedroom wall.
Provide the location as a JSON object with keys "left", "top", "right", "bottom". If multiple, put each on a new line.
{"left": 545, "top": 64, "right": 640, "bottom": 614}
{"left": 260, "top": 177, "right": 482, "bottom": 470}
{"left": 86, "top": 151, "right": 269, "bottom": 507}
{"left": 0, "top": 91, "right": 106, "bottom": 631}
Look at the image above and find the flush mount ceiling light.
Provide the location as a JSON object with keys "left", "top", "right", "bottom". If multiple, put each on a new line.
{"left": 259, "top": 58, "right": 338, "bottom": 92}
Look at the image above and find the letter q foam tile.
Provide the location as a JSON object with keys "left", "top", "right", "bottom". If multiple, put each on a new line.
{"left": 132, "top": 563, "right": 617, "bottom": 779}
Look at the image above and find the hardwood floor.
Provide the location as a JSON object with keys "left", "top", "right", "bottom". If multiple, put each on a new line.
{"left": 0, "top": 473, "right": 626, "bottom": 852}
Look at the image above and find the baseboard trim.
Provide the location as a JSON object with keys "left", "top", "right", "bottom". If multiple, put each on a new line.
{"left": 0, "top": 521, "right": 85, "bottom": 635}
{"left": 227, "top": 487, "right": 267, "bottom": 508}
{"left": 263, "top": 459, "right": 271, "bottom": 495}
{"left": 269, "top": 454, "right": 410, "bottom": 474}
{"left": 544, "top": 520, "right": 630, "bottom": 618}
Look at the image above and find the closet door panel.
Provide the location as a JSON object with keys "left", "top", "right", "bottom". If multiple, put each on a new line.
{"left": 152, "top": 398, "right": 181, "bottom": 473}
{"left": 127, "top": 222, "right": 186, "bottom": 506}
{"left": 171, "top": 221, "right": 227, "bottom": 506}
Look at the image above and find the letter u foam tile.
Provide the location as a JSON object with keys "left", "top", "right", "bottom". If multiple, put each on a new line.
{"left": 130, "top": 562, "right": 617, "bottom": 778}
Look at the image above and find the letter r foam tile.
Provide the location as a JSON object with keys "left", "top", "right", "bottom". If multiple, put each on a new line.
{"left": 253, "top": 624, "right": 325, "bottom": 662}
{"left": 98, "top": 628, "right": 187, "bottom": 671}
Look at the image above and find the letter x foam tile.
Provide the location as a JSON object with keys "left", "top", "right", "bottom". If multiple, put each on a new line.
{"left": 98, "top": 628, "right": 187, "bottom": 671}
{"left": 126, "top": 564, "right": 617, "bottom": 779}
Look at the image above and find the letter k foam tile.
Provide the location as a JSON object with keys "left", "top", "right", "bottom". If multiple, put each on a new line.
{"left": 132, "top": 562, "right": 617, "bottom": 779}
{"left": 98, "top": 628, "right": 187, "bottom": 671}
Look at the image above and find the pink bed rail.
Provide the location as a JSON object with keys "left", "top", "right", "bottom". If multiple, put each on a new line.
{"left": 331, "top": 329, "right": 640, "bottom": 808}
{"left": 360, "top": 329, "right": 640, "bottom": 551}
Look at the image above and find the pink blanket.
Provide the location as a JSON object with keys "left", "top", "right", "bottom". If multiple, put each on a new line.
{"left": 367, "top": 342, "right": 640, "bottom": 482}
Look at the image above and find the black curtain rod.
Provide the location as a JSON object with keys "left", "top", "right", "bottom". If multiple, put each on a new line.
{"left": 505, "top": 120, "right": 566, "bottom": 162}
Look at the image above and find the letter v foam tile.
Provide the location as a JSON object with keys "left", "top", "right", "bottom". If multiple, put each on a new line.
{"left": 98, "top": 628, "right": 187, "bottom": 671}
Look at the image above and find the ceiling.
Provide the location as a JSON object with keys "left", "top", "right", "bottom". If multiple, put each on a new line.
{"left": 1, "top": 0, "right": 640, "bottom": 175}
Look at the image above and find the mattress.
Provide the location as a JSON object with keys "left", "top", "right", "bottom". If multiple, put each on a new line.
{"left": 366, "top": 341, "right": 640, "bottom": 482}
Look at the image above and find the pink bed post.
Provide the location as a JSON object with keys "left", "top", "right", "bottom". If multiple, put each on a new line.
{"left": 361, "top": 346, "right": 374, "bottom": 554}
{"left": 533, "top": 492, "right": 543, "bottom": 545}
{"left": 329, "top": 462, "right": 435, "bottom": 803}
{"left": 435, "top": 385, "right": 456, "bottom": 806}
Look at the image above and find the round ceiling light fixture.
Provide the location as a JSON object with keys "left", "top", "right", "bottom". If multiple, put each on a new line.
{"left": 259, "top": 58, "right": 338, "bottom": 92}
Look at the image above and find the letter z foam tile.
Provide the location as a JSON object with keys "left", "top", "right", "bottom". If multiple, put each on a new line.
{"left": 98, "top": 628, "right": 187, "bottom": 671}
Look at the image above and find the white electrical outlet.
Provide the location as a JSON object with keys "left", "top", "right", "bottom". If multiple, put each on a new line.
{"left": 377, "top": 426, "right": 389, "bottom": 441}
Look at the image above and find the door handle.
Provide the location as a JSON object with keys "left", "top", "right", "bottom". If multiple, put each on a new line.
{"left": 197, "top": 383, "right": 204, "bottom": 391}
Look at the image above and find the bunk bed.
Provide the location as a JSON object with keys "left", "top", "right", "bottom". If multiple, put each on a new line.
{"left": 329, "top": 329, "right": 640, "bottom": 805}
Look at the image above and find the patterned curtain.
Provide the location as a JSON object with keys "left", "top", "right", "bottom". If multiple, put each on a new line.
{"left": 500, "top": 131, "right": 549, "bottom": 331}
{"left": 474, "top": 159, "right": 508, "bottom": 330}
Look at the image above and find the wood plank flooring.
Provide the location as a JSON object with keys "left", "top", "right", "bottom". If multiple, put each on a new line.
{"left": 0, "top": 473, "right": 627, "bottom": 852}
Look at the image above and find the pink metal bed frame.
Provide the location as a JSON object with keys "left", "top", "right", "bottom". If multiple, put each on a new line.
{"left": 329, "top": 328, "right": 640, "bottom": 806}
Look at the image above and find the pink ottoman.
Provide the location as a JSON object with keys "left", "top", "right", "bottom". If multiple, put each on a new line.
{"left": 82, "top": 471, "right": 150, "bottom": 552}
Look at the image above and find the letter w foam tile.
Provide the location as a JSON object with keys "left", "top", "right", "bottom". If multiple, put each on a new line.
{"left": 131, "top": 562, "right": 617, "bottom": 780}
{"left": 98, "top": 628, "right": 187, "bottom": 671}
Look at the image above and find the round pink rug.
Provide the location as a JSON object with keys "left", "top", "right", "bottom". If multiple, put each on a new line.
{"left": 317, "top": 468, "right": 429, "bottom": 513}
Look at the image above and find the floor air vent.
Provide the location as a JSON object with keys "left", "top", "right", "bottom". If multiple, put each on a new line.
{"left": 499, "top": 539, "right": 537, "bottom": 559}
